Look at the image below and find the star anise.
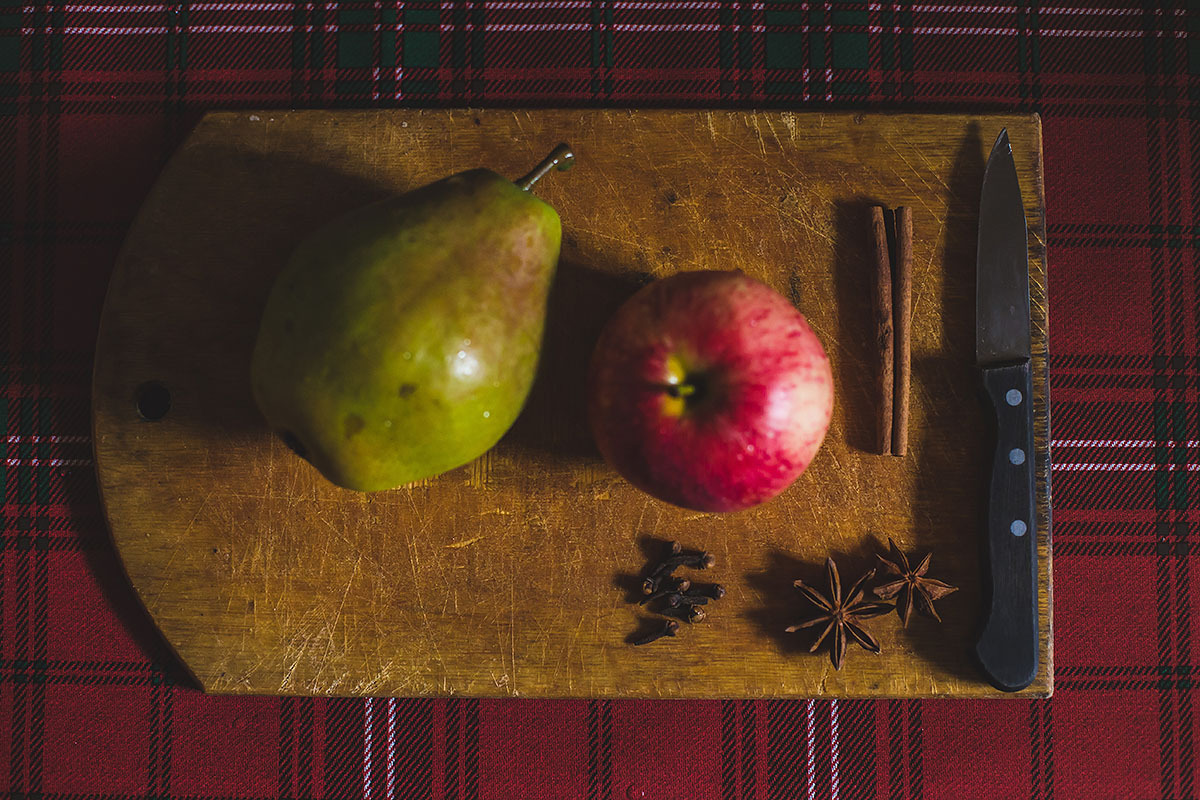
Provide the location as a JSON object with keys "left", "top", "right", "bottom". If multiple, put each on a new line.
{"left": 786, "top": 557, "right": 892, "bottom": 670}
{"left": 873, "top": 538, "right": 958, "bottom": 626}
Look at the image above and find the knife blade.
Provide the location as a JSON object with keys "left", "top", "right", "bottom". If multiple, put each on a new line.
{"left": 972, "top": 128, "right": 1038, "bottom": 693}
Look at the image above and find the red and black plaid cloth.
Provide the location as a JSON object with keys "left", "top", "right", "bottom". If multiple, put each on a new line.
{"left": 2, "top": 1, "right": 1196, "bottom": 797}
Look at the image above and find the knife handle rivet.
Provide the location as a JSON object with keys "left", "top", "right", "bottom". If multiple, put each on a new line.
{"left": 1006, "top": 389, "right": 1023, "bottom": 406}
{"left": 1009, "top": 448, "right": 1026, "bottom": 465}
{"left": 1010, "top": 520, "right": 1028, "bottom": 537}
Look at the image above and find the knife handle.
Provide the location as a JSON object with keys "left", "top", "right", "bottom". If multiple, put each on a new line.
{"left": 974, "top": 360, "right": 1038, "bottom": 692}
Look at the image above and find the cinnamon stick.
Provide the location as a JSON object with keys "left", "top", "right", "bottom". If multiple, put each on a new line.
{"left": 892, "top": 207, "right": 913, "bottom": 457}
{"left": 870, "top": 206, "right": 893, "bottom": 456}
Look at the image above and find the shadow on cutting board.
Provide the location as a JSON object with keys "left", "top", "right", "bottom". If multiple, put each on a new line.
{"left": 127, "top": 146, "right": 396, "bottom": 448}
{"left": 905, "top": 121, "right": 987, "bottom": 683}
{"left": 744, "top": 542, "right": 981, "bottom": 683}
{"left": 73, "top": 477, "right": 199, "bottom": 689}
{"left": 744, "top": 543, "right": 884, "bottom": 661}
{"left": 611, "top": 534, "right": 680, "bottom": 605}
{"left": 502, "top": 247, "right": 652, "bottom": 464}
{"left": 831, "top": 198, "right": 882, "bottom": 454}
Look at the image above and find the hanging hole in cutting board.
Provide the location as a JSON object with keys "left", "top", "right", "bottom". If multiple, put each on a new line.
{"left": 135, "top": 381, "right": 171, "bottom": 421}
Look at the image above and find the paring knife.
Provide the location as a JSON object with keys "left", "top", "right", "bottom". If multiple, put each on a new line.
{"left": 972, "top": 129, "right": 1038, "bottom": 693}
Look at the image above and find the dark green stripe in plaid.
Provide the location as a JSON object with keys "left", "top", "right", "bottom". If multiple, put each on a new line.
{"left": 1016, "top": 0, "right": 1042, "bottom": 109}
{"left": 449, "top": 0, "right": 467, "bottom": 101}
{"left": 30, "top": 487, "right": 48, "bottom": 797}
{"left": 311, "top": 1, "right": 328, "bottom": 101}
{"left": 9, "top": 552, "right": 26, "bottom": 791}
{"left": 325, "top": 698, "right": 365, "bottom": 799}
{"left": 1029, "top": 700, "right": 1052, "bottom": 800}
{"left": 721, "top": 699, "right": 757, "bottom": 799}
{"left": 464, "top": 699, "right": 479, "bottom": 800}
{"left": 1146, "top": 3, "right": 1195, "bottom": 788}
{"left": 445, "top": 698, "right": 460, "bottom": 800}
{"left": 441, "top": 698, "right": 481, "bottom": 800}
{"left": 1161, "top": 398, "right": 1195, "bottom": 794}
{"left": 1177, "top": 0, "right": 1200, "bottom": 792}
{"left": 721, "top": 699, "right": 737, "bottom": 799}
{"left": 9, "top": 396, "right": 53, "bottom": 795}
{"left": 471, "top": 0, "right": 485, "bottom": 100}
{"left": 766, "top": 700, "right": 804, "bottom": 799}
{"left": 586, "top": 699, "right": 612, "bottom": 800}
{"left": 276, "top": 697, "right": 315, "bottom": 799}
{"left": 1057, "top": 373, "right": 1184, "bottom": 389}
{"left": 887, "top": 700, "right": 903, "bottom": 800}
{"left": 741, "top": 700, "right": 756, "bottom": 799}
{"left": 0, "top": 2, "right": 16, "bottom": 78}
{"left": 298, "top": 699, "right": 314, "bottom": 798}
{"left": 833, "top": 700, "right": 874, "bottom": 799}
{"left": 371, "top": 1, "right": 382, "bottom": 99}
{"left": 147, "top": 667, "right": 174, "bottom": 797}
{"left": 719, "top": 2, "right": 733, "bottom": 102}
{"left": 1144, "top": 4, "right": 1174, "bottom": 788}
{"left": 393, "top": 699, "right": 435, "bottom": 798}
{"left": 292, "top": 1, "right": 305, "bottom": 100}
{"left": 589, "top": 0, "right": 613, "bottom": 99}
{"left": 274, "top": 697, "right": 315, "bottom": 798}
{"left": 906, "top": 700, "right": 922, "bottom": 799}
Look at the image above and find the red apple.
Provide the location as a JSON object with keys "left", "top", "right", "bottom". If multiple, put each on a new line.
{"left": 587, "top": 270, "right": 833, "bottom": 512}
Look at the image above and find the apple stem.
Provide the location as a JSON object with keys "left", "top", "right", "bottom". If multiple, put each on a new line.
{"left": 666, "top": 383, "right": 696, "bottom": 399}
{"left": 517, "top": 143, "right": 574, "bottom": 191}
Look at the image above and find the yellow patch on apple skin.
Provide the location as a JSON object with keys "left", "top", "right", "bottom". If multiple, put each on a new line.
{"left": 660, "top": 353, "right": 693, "bottom": 419}
{"left": 665, "top": 353, "right": 688, "bottom": 384}
{"left": 660, "top": 393, "right": 687, "bottom": 419}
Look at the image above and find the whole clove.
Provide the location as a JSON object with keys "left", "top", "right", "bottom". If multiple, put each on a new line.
{"left": 631, "top": 619, "right": 679, "bottom": 645}
{"left": 664, "top": 603, "right": 709, "bottom": 623}
{"left": 675, "top": 549, "right": 717, "bottom": 570}
{"left": 662, "top": 591, "right": 711, "bottom": 609}
{"left": 630, "top": 541, "right": 722, "bottom": 645}
{"left": 660, "top": 592, "right": 685, "bottom": 608}
{"left": 639, "top": 577, "right": 691, "bottom": 605}
{"left": 687, "top": 583, "right": 725, "bottom": 601}
{"left": 649, "top": 549, "right": 716, "bottom": 577}
{"left": 643, "top": 548, "right": 715, "bottom": 593}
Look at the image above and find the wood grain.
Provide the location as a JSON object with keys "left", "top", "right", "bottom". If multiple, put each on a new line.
{"left": 93, "top": 110, "right": 1052, "bottom": 697}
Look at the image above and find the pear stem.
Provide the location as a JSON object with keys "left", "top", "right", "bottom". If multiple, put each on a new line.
{"left": 517, "top": 143, "right": 574, "bottom": 191}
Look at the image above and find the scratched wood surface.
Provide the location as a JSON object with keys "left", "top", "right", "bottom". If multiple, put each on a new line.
{"left": 93, "top": 110, "right": 1051, "bottom": 697}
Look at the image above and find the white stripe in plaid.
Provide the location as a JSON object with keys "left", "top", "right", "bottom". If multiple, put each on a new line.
{"left": 1053, "top": 440, "right": 1200, "bottom": 448}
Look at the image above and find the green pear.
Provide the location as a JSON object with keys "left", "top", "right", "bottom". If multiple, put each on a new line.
{"left": 250, "top": 144, "right": 573, "bottom": 491}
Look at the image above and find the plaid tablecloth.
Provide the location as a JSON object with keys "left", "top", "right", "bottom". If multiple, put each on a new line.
{"left": 3, "top": 1, "right": 1194, "bottom": 798}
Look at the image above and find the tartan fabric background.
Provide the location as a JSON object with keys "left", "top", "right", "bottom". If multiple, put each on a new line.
{"left": 0, "top": 0, "right": 1194, "bottom": 798}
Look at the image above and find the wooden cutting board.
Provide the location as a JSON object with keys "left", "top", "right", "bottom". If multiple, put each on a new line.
{"left": 93, "top": 110, "right": 1051, "bottom": 698}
